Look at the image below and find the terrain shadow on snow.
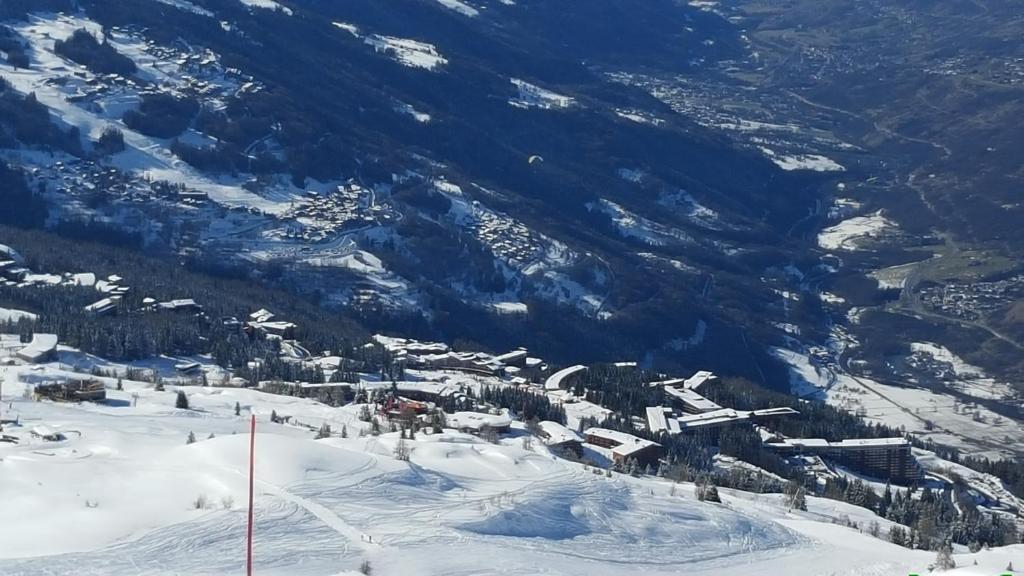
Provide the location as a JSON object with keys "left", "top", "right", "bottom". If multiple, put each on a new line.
{"left": 458, "top": 498, "right": 591, "bottom": 540}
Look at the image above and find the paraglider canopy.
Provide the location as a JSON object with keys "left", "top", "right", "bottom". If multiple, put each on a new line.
{"left": 528, "top": 155, "right": 544, "bottom": 165}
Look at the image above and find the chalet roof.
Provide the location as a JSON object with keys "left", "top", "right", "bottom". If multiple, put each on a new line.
{"left": 250, "top": 308, "right": 275, "bottom": 322}
{"left": 372, "top": 334, "right": 449, "bottom": 354}
{"left": 537, "top": 421, "right": 582, "bottom": 445}
{"left": 256, "top": 321, "right": 296, "bottom": 332}
{"left": 447, "top": 411, "right": 512, "bottom": 431}
{"left": 19, "top": 334, "right": 59, "bottom": 361}
{"left": 584, "top": 427, "right": 660, "bottom": 457}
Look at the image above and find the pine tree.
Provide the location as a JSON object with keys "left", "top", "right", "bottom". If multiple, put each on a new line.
{"left": 234, "top": 401, "right": 241, "bottom": 416}
{"left": 934, "top": 543, "right": 955, "bottom": 571}
{"left": 175, "top": 390, "right": 189, "bottom": 410}
{"left": 186, "top": 431, "right": 196, "bottom": 444}
{"left": 316, "top": 423, "right": 332, "bottom": 439}
{"left": 271, "top": 409, "right": 279, "bottom": 423}
{"left": 358, "top": 405, "right": 372, "bottom": 422}
{"left": 697, "top": 476, "right": 720, "bottom": 503}
{"left": 341, "top": 425, "right": 348, "bottom": 438}
{"left": 116, "top": 378, "right": 123, "bottom": 391}
{"left": 394, "top": 437, "right": 410, "bottom": 461}
{"left": 704, "top": 482, "right": 720, "bottom": 503}
{"left": 868, "top": 520, "right": 881, "bottom": 538}
{"left": 889, "top": 526, "right": 907, "bottom": 547}
{"left": 208, "top": 432, "right": 216, "bottom": 439}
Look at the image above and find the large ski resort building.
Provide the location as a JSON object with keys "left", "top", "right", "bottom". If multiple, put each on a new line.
{"left": 763, "top": 437, "right": 921, "bottom": 483}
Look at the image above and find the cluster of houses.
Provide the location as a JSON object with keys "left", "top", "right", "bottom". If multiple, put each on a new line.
{"left": 0, "top": 247, "right": 136, "bottom": 318}
{"left": 459, "top": 202, "right": 543, "bottom": 266}
{"left": 374, "top": 335, "right": 548, "bottom": 383}
{"left": 919, "top": 275, "right": 1024, "bottom": 322}
{"left": 247, "top": 309, "right": 298, "bottom": 339}
{"left": 429, "top": 179, "right": 546, "bottom": 267}
{"left": 278, "top": 183, "right": 394, "bottom": 244}
{"left": 0, "top": 279, "right": 923, "bottom": 485}
{"left": 0, "top": 250, "right": 122, "bottom": 305}
{"left": 509, "top": 78, "right": 575, "bottom": 110}
{"left": 644, "top": 374, "right": 798, "bottom": 434}
{"left": 632, "top": 371, "right": 920, "bottom": 483}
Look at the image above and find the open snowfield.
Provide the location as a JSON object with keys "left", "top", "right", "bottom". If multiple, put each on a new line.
{"left": 1, "top": 359, "right": 1021, "bottom": 575}
{"left": 761, "top": 149, "right": 846, "bottom": 172}
{"left": 2, "top": 360, "right": 1015, "bottom": 569}
{"left": 773, "top": 347, "right": 1024, "bottom": 460}
{"left": 868, "top": 260, "right": 924, "bottom": 290}
{"left": 818, "top": 211, "right": 897, "bottom": 252}
{"left": 0, "top": 307, "right": 38, "bottom": 323}
{"left": 239, "top": 0, "right": 294, "bottom": 16}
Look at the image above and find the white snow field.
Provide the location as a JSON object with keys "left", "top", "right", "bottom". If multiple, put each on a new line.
{"left": 0, "top": 363, "right": 1020, "bottom": 575}
{"left": 239, "top": 0, "right": 294, "bottom": 16}
{"left": 818, "top": 211, "right": 897, "bottom": 251}
{"left": 772, "top": 347, "right": 1024, "bottom": 460}
{"left": 0, "top": 307, "right": 38, "bottom": 323}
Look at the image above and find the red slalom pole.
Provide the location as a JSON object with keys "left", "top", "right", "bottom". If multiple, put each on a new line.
{"left": 247, "top": 413, "right": 256, "bottom": 576}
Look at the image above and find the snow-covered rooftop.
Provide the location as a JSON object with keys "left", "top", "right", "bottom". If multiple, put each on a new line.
{"left": 664, "top": 386, "right": 722, "bottom": 412}
{"left": 537, "top": 421, "right": 582, "bottom": 446}
{"left": 646, "top": 406, "right": 671, "bottom": 434}
{"left": 584, "top": 428, "right": 660, "bottom": 457}
{"left": 767, "top": 437, "right": 910, "bottom": 451}
{"left": 683, "top": 370, "right": 717, "bottom": 390}
{"left": 446, "top": 411, "right": 512, "bottom": 431}
{"left": 17, "top": 333, "right": 59, "bottom": 362}
{"left": 544, "top": 364, "right": 586, "bottom": 391}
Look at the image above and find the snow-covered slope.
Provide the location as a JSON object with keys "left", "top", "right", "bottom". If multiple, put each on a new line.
{"left": 1, "top": 362, "right": 1017, "bottom": 575}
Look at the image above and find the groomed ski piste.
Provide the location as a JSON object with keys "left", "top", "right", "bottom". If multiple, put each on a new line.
{"left": 0, "top": 358, "right": 1021, "bottom": 576}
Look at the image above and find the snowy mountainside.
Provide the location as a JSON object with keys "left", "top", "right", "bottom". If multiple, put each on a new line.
{"left": 0, "top": 0, "right": 830, "bottom": 378}
{"left": 1, "top": 361, "right": 1019, "bottom": 575}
